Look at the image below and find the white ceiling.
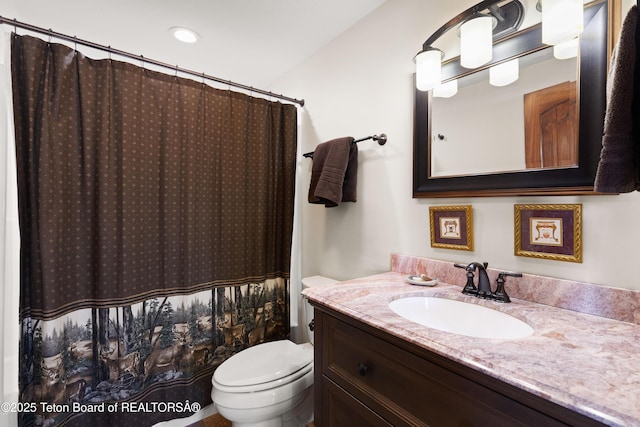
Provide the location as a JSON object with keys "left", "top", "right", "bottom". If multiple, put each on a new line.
{"left": 2, "top": 0, "right": 386, "bottom": 90}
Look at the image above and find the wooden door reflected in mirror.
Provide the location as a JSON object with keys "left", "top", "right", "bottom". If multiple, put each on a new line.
{"left": 524, "top": 81, "right": 577, "bottom": 169}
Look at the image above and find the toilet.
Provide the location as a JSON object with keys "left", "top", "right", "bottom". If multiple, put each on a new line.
{"left": 211, "top": 276, "right": 337, "bottom": 427}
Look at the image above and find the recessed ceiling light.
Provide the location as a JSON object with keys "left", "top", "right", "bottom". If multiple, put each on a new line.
{"left": 169, "top": 27, "right": 200, "bottom": 43}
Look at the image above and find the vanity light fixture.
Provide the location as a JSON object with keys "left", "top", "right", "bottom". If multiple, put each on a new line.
{"left": 459, "top": 13, "right": 497, "bottom": 69}
{"left": 169, "top": 27, "right": 200, "bottom": 43}
{"left": 540, "top": 0, "right": 583, "bottom": 46}
{"left": 489, "top": 58, "right": 519, "bottom": 86}
{"left": 414, "top": 0, "right": 586, "bottom": 92}
{"left": 433, "top": 79, "right": 458, "bottom": 98}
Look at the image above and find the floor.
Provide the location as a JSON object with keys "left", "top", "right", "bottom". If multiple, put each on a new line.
{"left": 186, "top": 414, "right": 314, "bottom": 427}
{"left": 186, "top": 413, "right": 231, "bottom": 427}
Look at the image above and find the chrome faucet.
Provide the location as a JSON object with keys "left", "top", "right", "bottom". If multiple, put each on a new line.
{"left": 454, "top": 262, "right": 522, "bottom": 303}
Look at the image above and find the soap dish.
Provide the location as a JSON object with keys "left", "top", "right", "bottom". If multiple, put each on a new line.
{"left": 406, "top": 275, "right": 438, "bottom": 287}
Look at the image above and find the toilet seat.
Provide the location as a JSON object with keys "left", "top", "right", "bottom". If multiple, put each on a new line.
{"left": 213, "top": 340, "right": 313, "bottom": 393}
{"left": 213, "top": 362, "right": 312, "bottom": 393}
{"left": 212, "top": 363, "right": 314, "bottom": 413}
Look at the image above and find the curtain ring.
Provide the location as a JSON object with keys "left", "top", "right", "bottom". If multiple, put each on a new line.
{"left": 140, "top": 55, "right": 144, "bottom": 69}
{"left": 175, "top": 65, "right": 178, "bottom": 77}
{"left": 108, "top": 46, "right": 112, "bottom": 60}
{"left": 73, "top": 36, "right": 77, "bottom": 52}
{"left": 47, "top": 31, "right": 52, "bottom": 43}
{"left": 202, "top": 72, "right": 206, "bottom": 84}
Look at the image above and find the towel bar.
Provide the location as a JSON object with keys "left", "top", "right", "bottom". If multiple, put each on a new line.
{"left": 303, "top": 133, "right": 387, "bottom": 159}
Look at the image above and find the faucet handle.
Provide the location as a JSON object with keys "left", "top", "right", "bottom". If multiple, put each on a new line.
{"left": 454, "top": 262, "right": 489, "bottom": 272}
{"left": 493, "top": 272, "right": 522, "bottom": 303}
{"left": 454, "top": 263, "right": 478, "bottom": 295}
{"left": 499, "top": 271, "right": 523, "bottom": 278}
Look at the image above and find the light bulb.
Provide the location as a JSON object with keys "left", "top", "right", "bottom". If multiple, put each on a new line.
{"left": 415, "top": 48, "right": 443, "bottom": 91}
{"left": 460, "top": 14, "right": 495, "bottom": 69}
{"left": 541, "top": 0, "right": 583, "bottom": 45}
{"left": 490, "top": 58, "right": 519, "bottom": 87}
{"left": 433, "top": 80, "right": 458, "bottom": 98}
{"left": 553, "top": 38, "right": 579, "bottom": 59}
{"left": 170, "top": 27, "right": 200, "bottom": 44}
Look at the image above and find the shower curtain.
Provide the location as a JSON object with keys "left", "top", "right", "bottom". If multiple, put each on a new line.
{"left": 11, "top": 34, "right": 297, "bottom": 427}
{"left": 1, "top": 27, "right": 20, "bottom": 427}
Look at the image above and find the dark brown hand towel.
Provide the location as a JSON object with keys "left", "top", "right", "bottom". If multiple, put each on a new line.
{"left": 308, "top": 137, "right": 357, "bottom": 207}
{"left": 594, "top": 6, "right": 638, "bottom": 193}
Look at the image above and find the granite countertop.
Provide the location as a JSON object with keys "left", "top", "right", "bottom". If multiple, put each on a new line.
{"left": 303, "top": 271, "right": 640, "bottom": 427}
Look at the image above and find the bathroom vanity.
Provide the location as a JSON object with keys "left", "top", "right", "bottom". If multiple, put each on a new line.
{"left": 314, "top": 307, "right": 604, "bottom": 426}
{"left": 304, "top": 255, "right": 640, "bottom": 427}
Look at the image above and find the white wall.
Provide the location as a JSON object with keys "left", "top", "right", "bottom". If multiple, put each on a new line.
{"left": 272, "top": 0, "right": 640, "bottom": 293}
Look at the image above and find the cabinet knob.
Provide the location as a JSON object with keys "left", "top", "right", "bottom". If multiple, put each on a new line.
{"left": 357, "top": 362, "right": 369, "bottom": 376}
{"left": 308, "top": 319, "right": 314, "bottom": 331}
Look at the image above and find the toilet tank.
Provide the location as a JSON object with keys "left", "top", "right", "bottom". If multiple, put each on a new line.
{"left": 302, "top": 276, "right": 337, "bottom": 344}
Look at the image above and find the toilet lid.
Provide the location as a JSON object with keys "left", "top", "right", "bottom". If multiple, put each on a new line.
{"left": 214, "top": 340, "right": 313, "bottom": 387}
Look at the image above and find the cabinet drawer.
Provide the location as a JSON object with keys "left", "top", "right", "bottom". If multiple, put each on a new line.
{"left": 322, "top": 377, "right": 392, "bottom": 427}
{"left": 321, "top": 313, "right": 564, "bottom": 427}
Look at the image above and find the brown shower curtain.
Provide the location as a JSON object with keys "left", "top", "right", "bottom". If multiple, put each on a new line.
{"left": 12, "top": 34, "right": 297, "bottom": 427}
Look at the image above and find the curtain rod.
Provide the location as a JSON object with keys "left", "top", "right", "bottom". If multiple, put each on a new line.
{"left": 0, "top": 16, "right": 305, "bottom": 107}
{"left": 302, "top": 134, "right": 387, "bottom": 159}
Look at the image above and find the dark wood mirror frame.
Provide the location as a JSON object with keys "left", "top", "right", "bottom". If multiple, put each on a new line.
{"left": 413, "top": 0, "right": 609, "bottom": 198}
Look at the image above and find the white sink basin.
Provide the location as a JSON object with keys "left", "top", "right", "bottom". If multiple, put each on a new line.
{"left": 388, "top": 296, "right": 534, "bottom": 339}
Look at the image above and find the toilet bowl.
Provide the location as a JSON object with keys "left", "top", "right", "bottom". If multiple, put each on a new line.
{"left": 211, "top": 276, "right": 337, "bottom": 427}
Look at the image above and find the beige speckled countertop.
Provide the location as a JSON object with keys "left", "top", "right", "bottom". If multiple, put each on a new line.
{"left": 303, "top": 256, "right": 640, "bottom": 427}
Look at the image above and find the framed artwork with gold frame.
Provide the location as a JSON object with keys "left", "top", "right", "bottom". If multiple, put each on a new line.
{"left": 514, "top": 204, "right": 582, "bottom": 263}
{"left": 429, "top": 205, "right": 473, "bottom": 251}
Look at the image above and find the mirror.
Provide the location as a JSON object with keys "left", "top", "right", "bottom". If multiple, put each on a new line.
{"left": 413, "top": 0, "right": 609, "bottom": 197}
{"left": 431, "top": 47, "right": 578, "bottom": 177}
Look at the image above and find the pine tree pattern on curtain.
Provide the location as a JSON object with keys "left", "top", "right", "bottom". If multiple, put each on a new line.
{"left": 11, "top": 34, "right": 297, "bottom": 427}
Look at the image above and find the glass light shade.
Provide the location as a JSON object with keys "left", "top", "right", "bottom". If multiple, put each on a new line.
{"left": 460, "top": 15, "right": 494, "bottom": 69}
{"left": 541, "top": 0, "right": 583, "bottom": 45}
{"left": 433, "top": 80, "right": 458, "bottom": 98}
{"left": 489, "top": 58, "right": 519, "bottom": 87}
{"left": 415, "top": 49, "right": 443, "bottom": 91}
{"left": 553, "top": 37, "right": 579, "bottom": 59}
